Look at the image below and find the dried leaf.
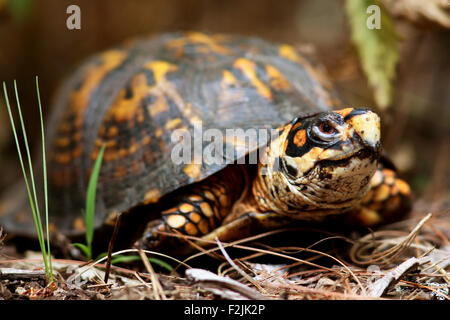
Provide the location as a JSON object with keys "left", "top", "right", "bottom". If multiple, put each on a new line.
{"left": 381, "top": 0, "right": 450, "bottom": 29}
{"left": 346, "top": 0, "right": 399, "bottom": 109}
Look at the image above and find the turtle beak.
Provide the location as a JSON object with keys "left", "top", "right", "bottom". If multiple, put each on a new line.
{"left": 347, "top": 109, "right": 381, "bottom": 152}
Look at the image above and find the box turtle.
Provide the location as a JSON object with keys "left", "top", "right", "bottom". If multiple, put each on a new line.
{"left": 0, "top": 32, "right": 411, "bottom": 253}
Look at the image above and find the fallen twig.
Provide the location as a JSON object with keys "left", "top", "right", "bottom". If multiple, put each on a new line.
{"left": 186, "top": 268, "right": 266, "bottom": 300}
{"left": 0, "top": 267, "right": 46, "bottom": 280}
{"left": 367, "top": 256, "right": 431, "bottom": 297}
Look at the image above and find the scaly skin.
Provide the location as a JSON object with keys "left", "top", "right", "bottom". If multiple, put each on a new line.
{"left": 138, "top": 108, "right": 411, "bottom": 251}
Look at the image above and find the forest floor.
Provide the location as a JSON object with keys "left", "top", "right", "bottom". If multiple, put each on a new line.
{"left": 0, "top": 197, "right": 449, "bottom": 301}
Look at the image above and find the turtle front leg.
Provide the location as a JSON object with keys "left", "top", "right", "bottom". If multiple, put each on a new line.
{"left": 136, "top": 167, "right": 246, "bottom": 251}
{"left": 348, "top": 163, "right": 412, "bottom": 227}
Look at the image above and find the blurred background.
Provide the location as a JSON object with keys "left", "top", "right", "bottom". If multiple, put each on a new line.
{"left": 0, "top": 0, "right": 448, "bottom": 209}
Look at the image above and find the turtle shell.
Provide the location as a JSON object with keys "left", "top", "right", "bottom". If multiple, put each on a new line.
{"left": 0, "top": 32, "right": 341, "bottom": 237}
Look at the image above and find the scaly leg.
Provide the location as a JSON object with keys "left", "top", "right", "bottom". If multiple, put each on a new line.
{"left": 349, "top": 162, "right": 412, "bottom": 227}
{"left": 137, "top": 166, "right": 246, "bottom": 251}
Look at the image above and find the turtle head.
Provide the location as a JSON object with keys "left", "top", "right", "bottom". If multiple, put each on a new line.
{"left": 257, "top": 108, "right": 381, "bottom": 217}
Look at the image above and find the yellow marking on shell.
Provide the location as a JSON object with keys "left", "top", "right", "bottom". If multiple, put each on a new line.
{"left": 265, "top": 64, "right": 291, "bottom": 91}
{"left": 148, "top": 94, "right": 169, "bottom": 116}
{"left": 165, "top": 118, "right": 182, "bottom": 130}
{"left": 118, "top": 148, "right": 128, "bottom": 158}
{"left": 166, "top": 214, "right": 187, "bottom": 229}
{"left": 233, "top": 58, "right": 272, "bottom": 100}
{"left": 54, "top": 50, "right": 127, "bottom": 166}
{"left": 155, "top": 128, "right": 163, "bottom": 138}
{"left": 279, "top": 44, "right": 335, "bottom": 106}
{"left": 221, "top": 69, "right": 238, "bottom": 88}
{"left": 107, "top": 126, "right": 119, "bottom": 138}
{"left": 142, "top": 135, "right": 151, "bottom": 145}
{"left": 374, "top": 184, "right": 390, "bottom": 202}
{"left": 167, "top": 32, "right": 232, "bottom": 56}
{"left": 394, "top": 179, "right": 410, "bottom": 195}
{"left": 183, "top": 163, "right": 202, "bottom": 179}
{"left": 73, "top": 217, "right": 86, "bottom": 231}
{"left": 144, "top": 60, "right": 178, "bottom": 84}
{"left": 128, "top": 142, "right": 139, "bottom": 155}
{"left": 279, "top": 45, "right": 306, "bottom": 64}
{"left": 179, "top": 203, "right": 194, "bottom": 213}
{"left": 108, "top": 74, "right": 148, "bottom": 123}
{"left": 335, "top": 108, "right": 354, "bottom": 118}
{"left": 200, "top": 202, "right": 214, "bottom": 217}
{"left": 293, "top": 129, "right": 306, "bottom": 147}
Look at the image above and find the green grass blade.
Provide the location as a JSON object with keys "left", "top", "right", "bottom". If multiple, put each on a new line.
{"left": 72, "top": 243, "right": 91, "bottom": 259}
{"left": 35, "top": 76, "right": 53, "bottom": 282}
{"left": 85, "top": 143, "right": 105, "bottom": 259}
{"left": 2, "top": 82, "right": 48, "bottom": 274}
{"left": 110, "top": 254, "right": 173, "bottom": 272}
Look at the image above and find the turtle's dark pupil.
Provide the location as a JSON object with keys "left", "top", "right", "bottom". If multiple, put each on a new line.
{"left": 319, "top": 122, "right": 334, "bottom": 134}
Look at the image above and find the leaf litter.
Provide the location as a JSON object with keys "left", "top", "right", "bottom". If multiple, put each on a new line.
{"left": 0, "top": 198, "right": 449, "bottom": 300}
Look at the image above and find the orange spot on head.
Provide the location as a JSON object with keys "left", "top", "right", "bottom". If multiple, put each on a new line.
{"left": 335, "top": 108, "right": 354, "bottom": 118}
{"left": 291, "top": 122, "right": 302, "bottom": 131}
{"left": 293, "top": 129, "right": 306, "bottom": 147}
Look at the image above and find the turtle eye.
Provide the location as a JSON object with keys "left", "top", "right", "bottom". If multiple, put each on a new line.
{"left": 310, "top": 121, "right": 338, "bottom": 143}
{"left": 318, "top": 122, "right": 336, "bottom": 135}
